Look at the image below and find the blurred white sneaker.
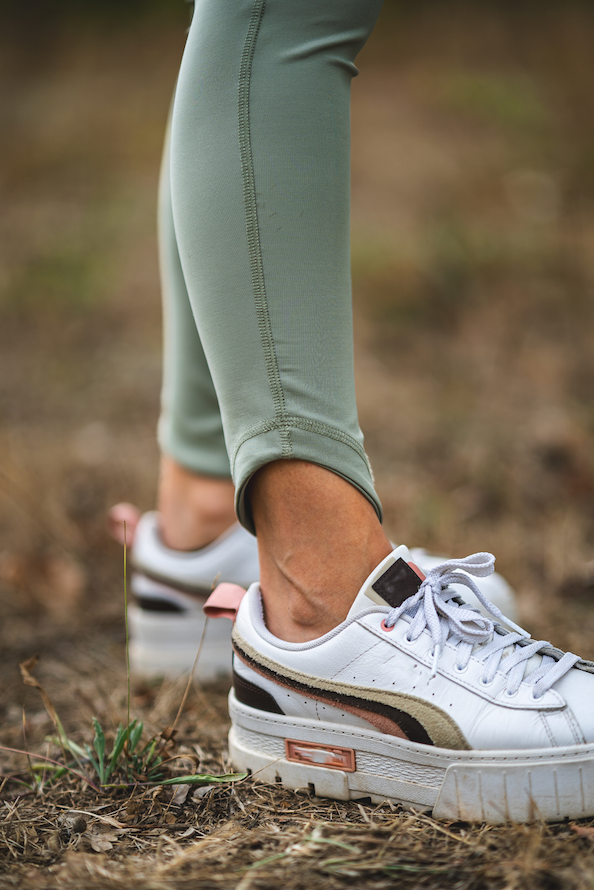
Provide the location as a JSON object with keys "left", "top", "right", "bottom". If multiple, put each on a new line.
{"left": 108, "top": 504, "right": 259, "bottom": 681}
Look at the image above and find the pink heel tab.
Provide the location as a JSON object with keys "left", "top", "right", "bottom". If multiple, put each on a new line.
{"left": 107, "top": 503, "right": 141, "bottom": 546}
{"left": 203, "top": 583, "right": 247, "bottom": 621}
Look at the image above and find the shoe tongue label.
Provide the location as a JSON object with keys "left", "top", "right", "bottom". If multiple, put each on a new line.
{"left": 372, "top": 558, "right": 423, "bottom": 608}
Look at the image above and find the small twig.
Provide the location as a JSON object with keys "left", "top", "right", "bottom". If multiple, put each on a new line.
{"left": 357, "top": 802, "right": 373, "bottom": 826}
{"left": 235, "top": 757, "right": 283, "bottom": 783}
{"left": 40, "top": 739, "right": 51, "bottom": 793}
{"left": 157, "top": 753, "right": 200, "bottom": 769}
{"left": 21, "top": 708, "right": 36, "bottom": 792}
{"left": 52, "top": 805, "right": 126, "bottom": 829}
{"left": 170, "top": 616, "right": 210, "bottom": 734}
{"left": 412, "top": 812, "right": 476, "bottom": 847}
{"left": 0, "top": 746, "right": 99, "bottom": 791}
{"left": 124, "top": 520, "right": 130, "bottom": 781}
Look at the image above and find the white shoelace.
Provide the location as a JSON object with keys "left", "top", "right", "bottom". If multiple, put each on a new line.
{"left": 384, "top": 553, "right": 580, "bottom": 698}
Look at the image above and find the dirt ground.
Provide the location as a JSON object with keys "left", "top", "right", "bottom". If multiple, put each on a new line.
{"left": 3, "top": 2, "right": 594, "bottom": 887}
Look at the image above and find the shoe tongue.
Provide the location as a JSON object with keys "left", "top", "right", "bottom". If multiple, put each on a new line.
{"left": 346, "top": 545, "right": 424, "bottom": 620}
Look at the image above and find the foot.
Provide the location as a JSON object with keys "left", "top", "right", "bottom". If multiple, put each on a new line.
{"left": 222, "top": 545, "right": 594, "bottom": 823}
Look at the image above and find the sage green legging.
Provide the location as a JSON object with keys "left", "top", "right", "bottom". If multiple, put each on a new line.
{"left": 158, "top": 0, "right": 384, "bottom": 534}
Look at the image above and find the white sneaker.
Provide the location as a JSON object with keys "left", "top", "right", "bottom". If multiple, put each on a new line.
{"left": 222, "top": 546, "right": 594, "bottom": 823}
{"left": 108, "top": 505, "right": 259, "bottom": 681}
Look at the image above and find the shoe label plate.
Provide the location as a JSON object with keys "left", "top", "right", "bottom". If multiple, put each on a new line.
{"left": 372, "top": 557, "right": 423, "bottom": 608}
{"left": 285, "top": 739, "right": 356, "bottom": 772}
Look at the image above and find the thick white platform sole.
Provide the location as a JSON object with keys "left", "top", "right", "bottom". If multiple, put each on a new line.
{"left": 229, "top": 692, "right": 594, "bottom": 823}
{"left": 128, "top": 604, "right": 232, "bottom": 682}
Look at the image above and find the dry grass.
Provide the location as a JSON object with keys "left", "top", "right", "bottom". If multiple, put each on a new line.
{"left": 3, "top": 2, "right": 594, "bottom": 886}
{"left": 5, "top": 794, "right": 594, "bottom": 890}
{"left": 3, "top": 662, "right": 594, "bottom": 890}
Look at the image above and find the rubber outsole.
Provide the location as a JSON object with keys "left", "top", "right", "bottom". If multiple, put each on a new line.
{"left": 228, "top": 691, "right": 594, "bottom": 823}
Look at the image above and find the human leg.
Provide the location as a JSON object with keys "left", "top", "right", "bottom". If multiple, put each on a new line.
{"left": 169, "top": 1, "right": 517, "bottom": 638}
{"left": 108, "top": 112, "right": 259, "bottom": 679}
{"left": 170, "top": 0, "right": 385, "bottom": 540}
{"left": 111, "top": 8, "right": 512, "bottom": 677}
{"left": 156, "top": 111, "right": 236, "bottom": 551}
{"left": 250, "top": 460, "right": 391, "bottom": 642}
{"left": 156, "top": 457, "right": 234, "bottom": 551}
{"left": 169, "top": 3, "right": 594, "bottom": 823}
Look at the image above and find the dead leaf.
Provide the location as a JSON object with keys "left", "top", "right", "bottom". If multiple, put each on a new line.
{"left": 88, "top": 829, "right": 119, "bottom": 853}
{"left": 571, "top": 824, "right": 594, "bottom": 839}
{"left": 160, "top": 726, "right": 177, "bottom": 742}
{"left": 158, "top": 726, "right": 178, "bottom": 759}
{"left": 171, "top": 784, "right": 191, "bottom": 806}
{"left": 64, "top": 808, "right": 125, "bottom": 830}
{"left": 89, "top": 836, "right": 113, "bottom": 853}
{"left": 19, "top": 656, "right": 61, "bottom": 730}
{"left": 46, "top": 831, "right": 61, "bottom": 853}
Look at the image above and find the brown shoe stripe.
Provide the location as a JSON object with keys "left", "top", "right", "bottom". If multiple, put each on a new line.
{"left": 233, "top": 640, "right": 433, "bottom": 746}
{"left": 131, "top": 566, "right": 212, "bottom": 599}
{"left": 233, "top": 669, "right": 284, "bottom": 715}
{"left": 232, "top": 629, "right": 470, "bottom": 751}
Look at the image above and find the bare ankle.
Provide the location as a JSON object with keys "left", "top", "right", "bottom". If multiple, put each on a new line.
{"left": 157, "top": 456, "right": 236, "bottom": 551}
{"left": 250, "top": 460, "right": 392, "bottom": 643}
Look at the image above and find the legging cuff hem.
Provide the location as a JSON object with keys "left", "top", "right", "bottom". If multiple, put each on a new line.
{"left": 158, "top": 421, "right": 232, "bottom": 479}
{"left": 233, "top": 423, "right": 382, "bottom": 535}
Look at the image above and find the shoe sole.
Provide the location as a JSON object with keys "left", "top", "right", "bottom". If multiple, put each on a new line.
{"left": 128, "top": 604, "right": 232, "bottom": 682}
{"left": 229, "top": 691, "right": 594, "bottom": 823}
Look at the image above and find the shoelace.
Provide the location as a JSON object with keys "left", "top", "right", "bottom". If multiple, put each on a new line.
{"left": 384, "top": 552, "right": 580, "bottom": 698}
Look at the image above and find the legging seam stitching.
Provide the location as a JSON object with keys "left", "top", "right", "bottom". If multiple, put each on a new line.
{"left": 238, "top": 0, "right": 292, "bottom": 459}
{"left": 230, "top": 415, "right": 372, "bottom": 475}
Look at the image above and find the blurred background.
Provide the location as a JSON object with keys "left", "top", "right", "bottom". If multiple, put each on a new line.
{"left": 1, "top": 0, "right": 594, "bottom": 719}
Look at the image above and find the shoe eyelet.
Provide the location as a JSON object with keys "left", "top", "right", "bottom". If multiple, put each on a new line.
{"left": 380, "top": 618, "right": 394, "bottom": 633}
{"left": 480, "top": 676, "right": 494, "bottom": 687}
{"left": 454, "top": 663, "right": 468, "bottom": 674}
{"left": 404, "top": 633, "right": 414, "bottom": 644}
{"left": 531, "top": 690, "right": 543, "bottom": 702}
{"left": 505, "top": 687, "right": 519, "bottom": 699}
